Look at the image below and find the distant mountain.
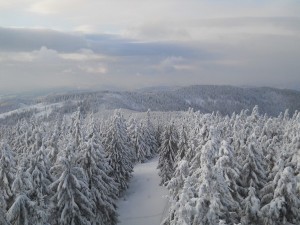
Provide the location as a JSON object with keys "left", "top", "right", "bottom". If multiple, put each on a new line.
{"left": 40, "top": 85, "right": 300, "bottom": 116}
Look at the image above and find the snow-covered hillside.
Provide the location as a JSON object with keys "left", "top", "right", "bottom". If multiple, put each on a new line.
{"left": 37, "top": 85, "right": 300, "bottom": 116}
{"left": 1, "top": 85, "right": 300, "bottom": 122}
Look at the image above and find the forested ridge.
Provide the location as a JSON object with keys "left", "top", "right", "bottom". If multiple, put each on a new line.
{"left": 2, "top": 85, "right": 300, "bottom": 117}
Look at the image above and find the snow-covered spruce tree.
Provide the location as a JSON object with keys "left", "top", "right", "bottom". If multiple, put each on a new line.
{"left": 192, "top": 145, "right": 216, "bottom": 225}
{"left": 27, "top": 146, "right": 52, "bottom": 199}
{"left": 158, "top": 122, "right": 178, "bottom": 186}
{"left": 240, "top": 186, "right": 261, "bottom": 225}
{"left": 167, "top": 160, "right": 190, "bottom": 200}
{"left": 185, "top": 122, "right": 209, "bottom": 163}
{"left": 193, "top": 136, "right": 239, "bottom": 225}
{"left": 189, "top": 128, "right": 219, "bottom": 181}
{"left": 102, "top": 110, "right": 134, "bottom": 195}
{"left": 133, "top": 122, "right": 151, "bottom": 163}
{"left": 140, "top": 121, "right": 154, "bottom": 159}
{"left": 239, "top": 139, "right": 267, "bottom": 196}
{"left": 165, "top": 160, "right": 195, "bottom": 225}
{"left": 11, "top": 160, "right": 33, "bottom": 196}
{"left": 127, "top": 118, "right": 144, "bottom": 162}
{"left": 164, "top": 176, "right": 197, "bottom": 225}
{"left": 0, "top": 206, "right": 10, "bottom": 225}
{"left": 8, "top": 159, "right": 34, "bottom": 225}
{"left": 232, "top": 110, "right": 254, "bottom": 163}
{"left": 10, "top": 120, "right": 26, "bottom": 154}
{"left": 261, "top": 166, "right": 300, "bottom": 225}
{"left": 143, "top": 109, "right": 159, "bottom": 155}
{"left": 77, "top": 119, "right": 119, "bottom": 225}
{"left": 175, "top": 125, "right": 188, "bottom": 163}
{"left": 28, "top": 127, "right": 43, "bottom": 155}
{"left": 238, "top": 137, "right": 267, "bottom": 224}
{"left": 26, "top": 145, "right": 53, "bottom": 224}
{"left": 284, "top": 136, "right": 300, "bottom": 173}
{"left": 264, "top": 136, "right": 280, "bottom": 175}
{"left": 50, "top": 155, "right": 94, "bottom": 225}
{"left": 68, "top": 108, "right": 84, "bottom": 154}
{"left": 127, "top": 115, "right": 156, "bottom": 162}
{"left": 126, "top": 117, "right": 138, "bottom": 163}
{"left": 0, "top": 142, "right": 16, "bottom": 211}
{"left": 46, "top": 124, "right": 60, "bottom": 164}
{"left": 7, "top": 193, "right": 35, "bottom": 225}
{"left": 260, "top": 152, "right": 286, "bottom": 212}
{"left": 214, "top": 140, "right": 242, "bottom": 224}
{"left": 12, "top": 126, "right": 32, "bottom": 160}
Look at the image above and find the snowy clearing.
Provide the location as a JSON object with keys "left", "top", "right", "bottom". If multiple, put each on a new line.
{"left": 117, "top": 157, "right": 169, "bottom": 225}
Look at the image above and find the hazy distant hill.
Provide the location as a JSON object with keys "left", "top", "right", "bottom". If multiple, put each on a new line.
{"left": 40, "top": 85, "right": 300, "bottom": 116}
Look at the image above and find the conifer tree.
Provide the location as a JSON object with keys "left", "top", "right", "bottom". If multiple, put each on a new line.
{"left": 143, "top": 109, "right": 158, "bottom": 155}
{"left": 71, "top": 109, "right": 83, "bottom": 147}
{"left": 167, "top": 160, "right": 189, "bottom": 198}
{"left": 12, "top": 160, "right": 33, "bottom": 196}
{"left": 215, "top": 141, "right": 241, "bottom": 224}
{"left": 158, "top": 122, "right": 178, "bottom": 185}
{"left": 134, "top": 122, "right": 150, "bottom": 162}
{"left": 8, "top": 158, "right": 34, "bottom": 225}
{"left": 0, "top": 142, "right": 16, "bottom": 210}
{"left": 103, "top": 110, "right": 133, "bottom": 195}
{"left": 167, "top": 176, "right": 196, "bottom": 225}
{"left": 50, "top": 156, "right": 94, "bottom": 225}
{"left": 241, "top": 186, "right": 261, "bottom": 225}
{"left": 27, "top": 146, "right": 52, "bottom": 199}
{"left": 78, "top": 119, "right": 119, "bottom": 225}
{"left": 28, "top": 128, "right": 43, "bottom": 155}
{"left": 126, "top": 117, "right": 137, "bottom": 162}
{"left": 240, "top": 141, "right": 267, "bottom": 196}
{"left": 261, "top": 166, "right": 300, "bottom": 225}
{"left": 0, "top": 206, "right": 10, "bottom": 225}
{"left": 166, "top": 161, "right": 194, "bottom": 225}
{"left": 26, "top": 145, "right": 53, "bottom": 224}
{"left": 175, "top": 125, "right": 188, "bottom": 162}
{"left": 7, "top": 194, "right": 35, "bottom": 225}
{"left": 46, "top": 125, "right": 60, "bottom": 164}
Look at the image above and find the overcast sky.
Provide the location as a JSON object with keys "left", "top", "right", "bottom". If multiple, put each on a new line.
{"left": 0, "top": 0, "right": 300, "bottom": 92}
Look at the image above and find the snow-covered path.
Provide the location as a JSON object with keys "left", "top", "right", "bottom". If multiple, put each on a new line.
{"left": 117, "top": 157, "right": 169, "bottom": 225}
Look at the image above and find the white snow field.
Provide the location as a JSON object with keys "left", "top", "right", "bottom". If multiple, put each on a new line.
{"left": 117, "top": 157, "right": 169, "bottom": 225}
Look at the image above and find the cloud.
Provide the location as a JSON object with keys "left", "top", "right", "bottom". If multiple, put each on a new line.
{"left": 122, "top": 16, "right": 300, "bottom": 42}
{"left": 29, "top": 0, "right": 85, "bottom": 14}
{"left": 0, "top": 27, "right": 203, "bottom": 59}
{"left": 0, "top": 52, "right": 35, "bottom": 62}
{"left": 79, "top": 65, "right": 107, "bottom": 74}
{"left": 0, "top": 0, "right": 35, "bottom": 10}
{"left": 122, "top": 23, "right": 190, "bottom": 41}
{"left": 60, "top": 49, "right": 109, "bottom": 61}
{"left": 0, "top": 27, "right": 86, "bottom": 52}
{"left": 0, "top": 24, "right": 299, "bottom": 92}
{"left": 0, "top": 46, "right": 109, "bottom": 63}
{"left": 0, "top": 1, "right": 300, "bottom": 92}
{"left": 0, "top": 45, "right": 112, "bottom": 92}
{"left": 74, "top": 25, "right": 97, "bottom": 34}
{"left": 153, "top": 56, "right": 194, "bottom": 72}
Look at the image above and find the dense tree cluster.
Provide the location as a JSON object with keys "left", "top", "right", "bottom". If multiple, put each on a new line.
{"left": 1, "top": 97, "right": 299, "bottom": 225}
{"left": 0, "top": 108, "right": 157, "bottom": 225}
{"left": 159, "top": 107, "right": 300, "bottom": 225}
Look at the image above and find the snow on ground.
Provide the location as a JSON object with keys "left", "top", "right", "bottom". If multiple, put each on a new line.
{"left": 0, "top": 102, "right": 63, "bottom": 119}
{"left": 117, "top": 157, "right": 169, "bottom": 225}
